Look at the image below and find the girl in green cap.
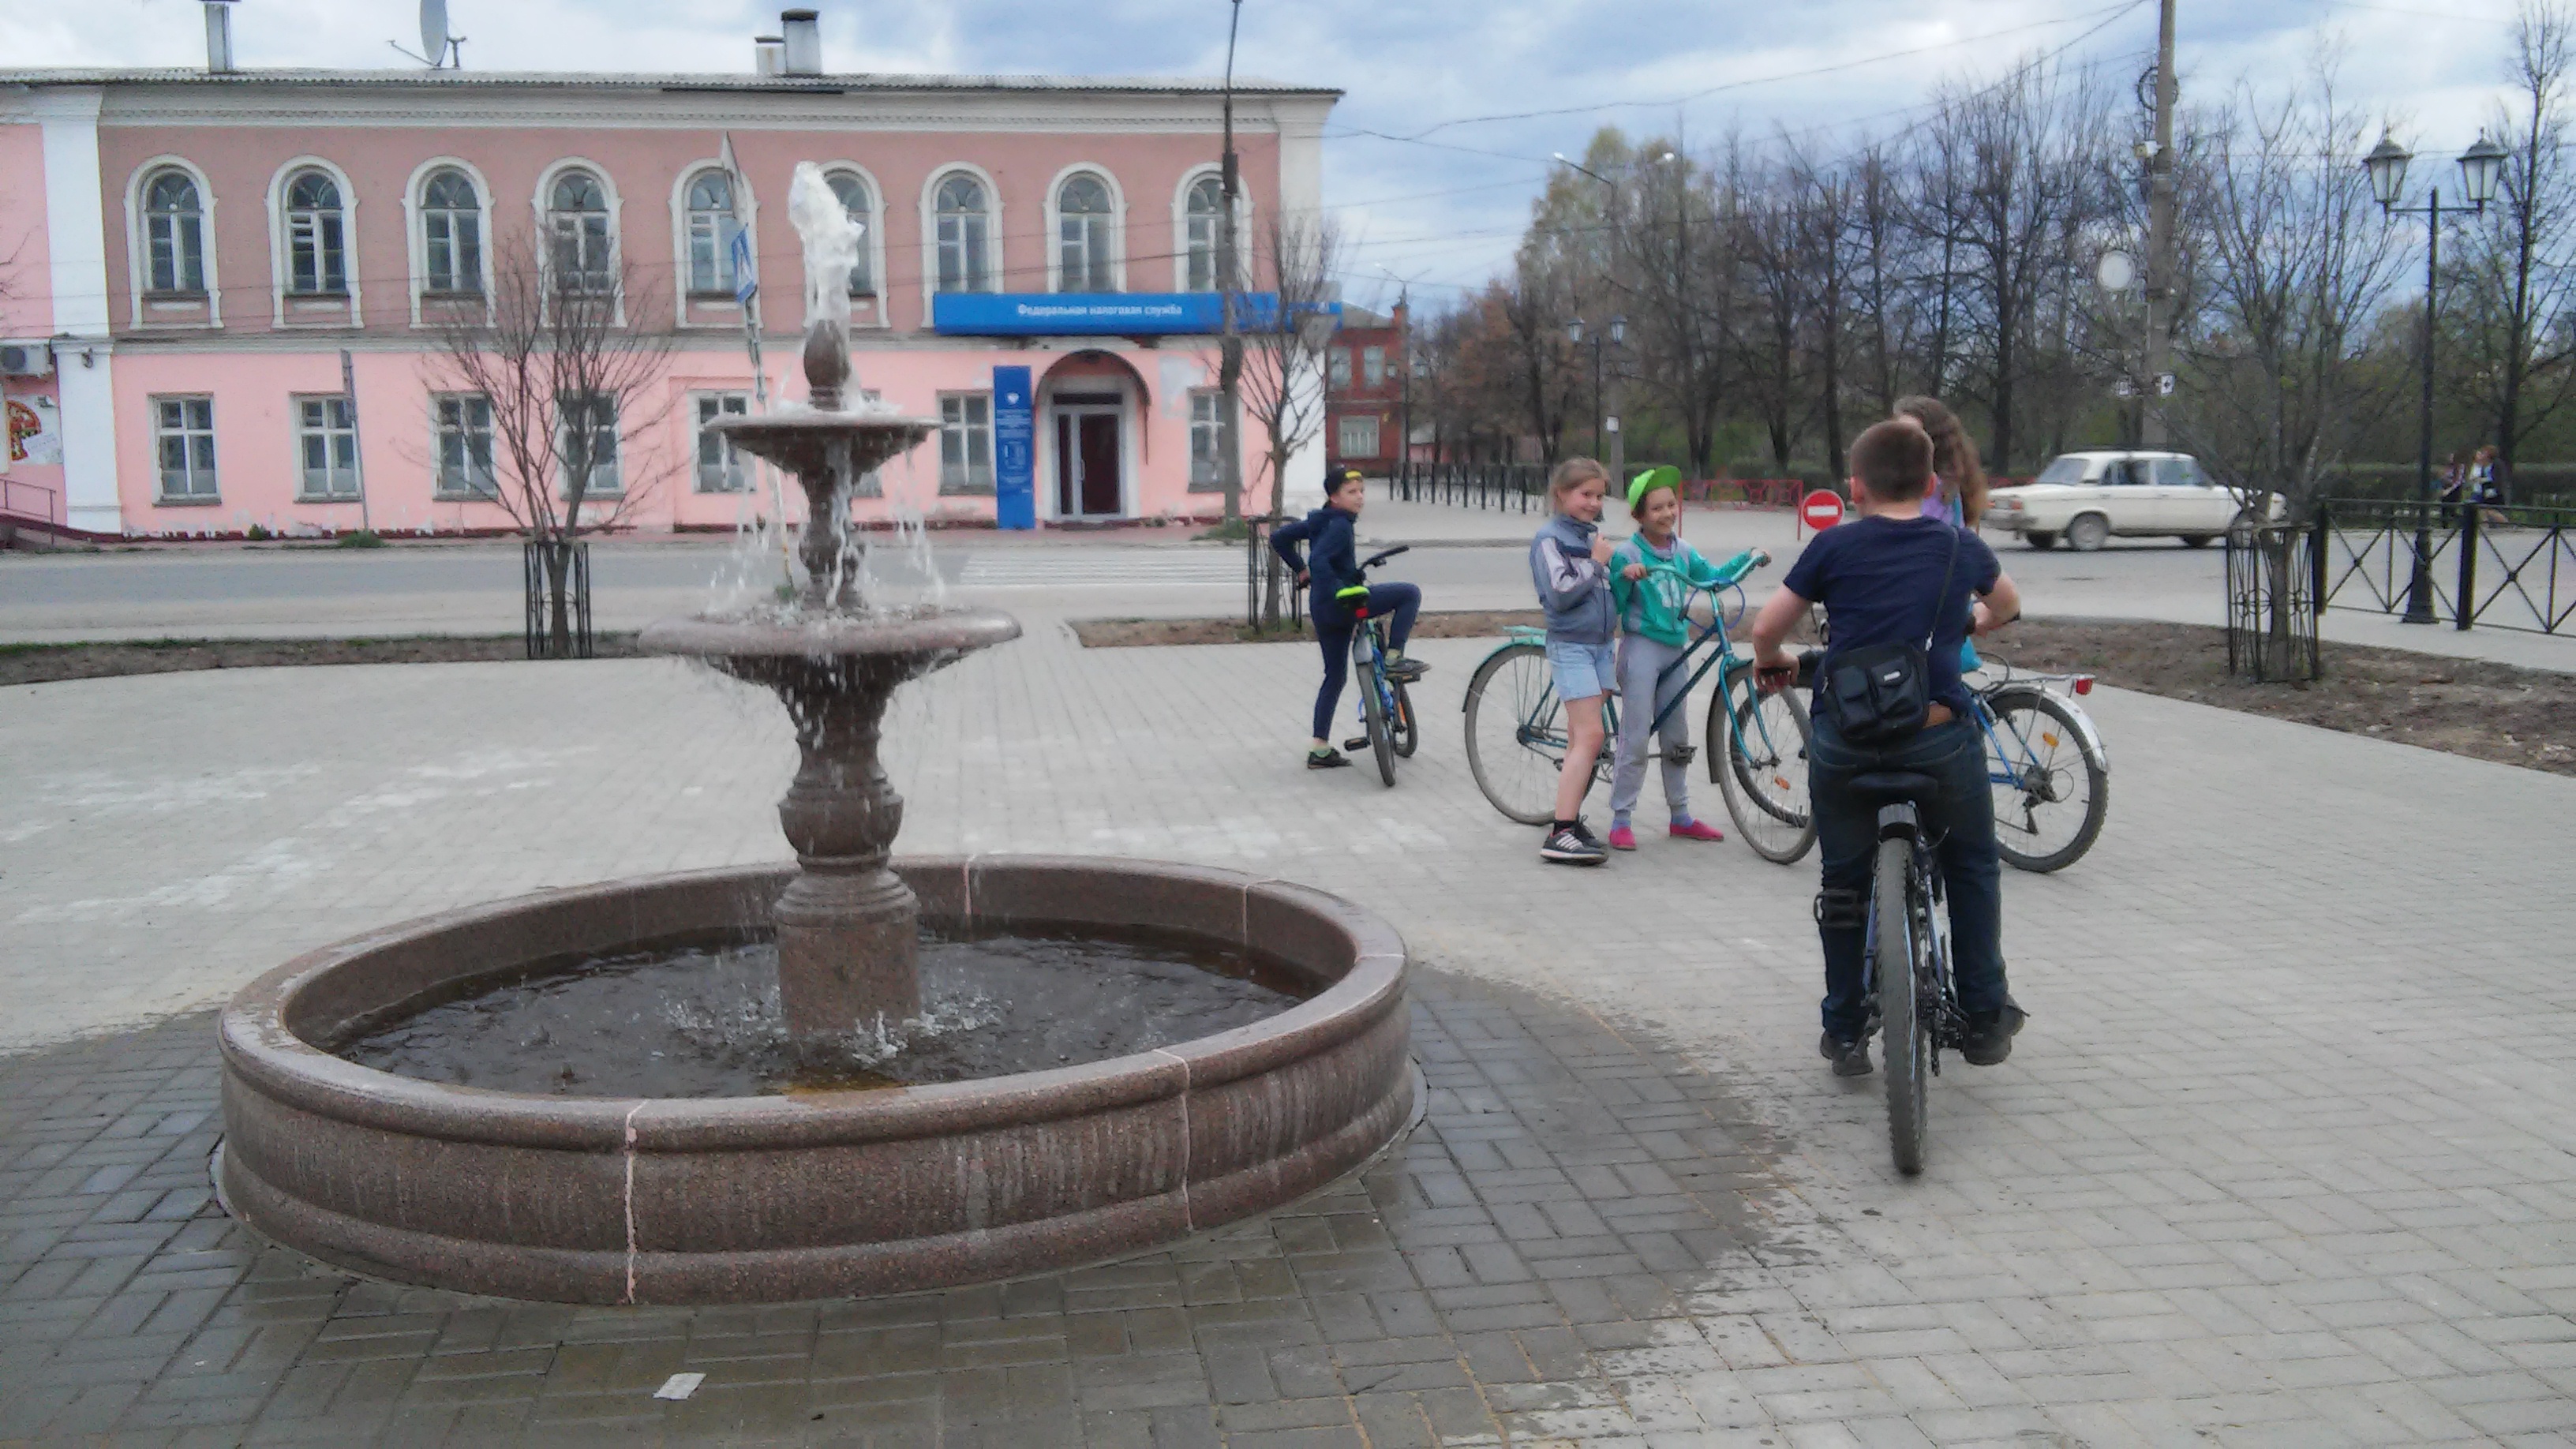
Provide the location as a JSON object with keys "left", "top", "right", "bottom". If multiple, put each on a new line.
{"left": 1605, "top": 467, "right": 1730, "bottom": 850}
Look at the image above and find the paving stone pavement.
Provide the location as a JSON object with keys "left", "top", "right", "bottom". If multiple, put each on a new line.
{"left": 6, "top": 612, "right": 2576, "bottom": 1445}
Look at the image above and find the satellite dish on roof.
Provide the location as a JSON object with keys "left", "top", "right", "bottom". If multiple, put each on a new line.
{"left": 391, "top": 0, "right": 464, "bottom": 68}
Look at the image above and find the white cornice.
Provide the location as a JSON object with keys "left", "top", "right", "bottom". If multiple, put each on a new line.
{"left": 75, "top": 87, "right": 1328, "bottom": 135}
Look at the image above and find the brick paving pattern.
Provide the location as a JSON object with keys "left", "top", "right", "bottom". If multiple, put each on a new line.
{"left": 7, "top": 612, "right": 2576, "bottom": 1444}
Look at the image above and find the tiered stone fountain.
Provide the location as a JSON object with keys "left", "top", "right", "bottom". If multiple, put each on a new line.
{"left": 213, "top": 167, "right": 1411, "bottom": 1305}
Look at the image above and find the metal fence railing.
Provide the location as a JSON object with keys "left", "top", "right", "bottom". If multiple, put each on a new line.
{"left": 523, "top": 539, "right": 595, "bottom": 659}
{"left": 2317, "top": 497, "right": 2576, "bottom": 636}
{"left": 2226, "top": 523, "right": 2320, "bottom": 682}
{"left": 1389, "top": 462, "right": 1552, "bottom": 511}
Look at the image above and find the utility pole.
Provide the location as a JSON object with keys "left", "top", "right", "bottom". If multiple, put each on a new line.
{"left": 1217, "top": 0, "right": 1246, "bottom": 528}
{"left": 2140, "top": 0, "right": 2178, "bottom": 447}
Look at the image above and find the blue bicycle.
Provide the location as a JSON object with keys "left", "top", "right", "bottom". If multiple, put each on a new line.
{"left": 1337, "top": 546, "right": 1416, "bottom": 788}
{"left": 1462, "top": 548, "right": 1819, "bottom": 860}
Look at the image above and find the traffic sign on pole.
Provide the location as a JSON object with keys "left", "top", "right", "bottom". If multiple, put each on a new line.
{"left": 1801, "top": 490, "right": 1845, "bottom": 534}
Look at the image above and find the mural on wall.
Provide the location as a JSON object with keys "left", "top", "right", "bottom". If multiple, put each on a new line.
{"left": 6, "top": 394, "right": 61, "bottom": 466}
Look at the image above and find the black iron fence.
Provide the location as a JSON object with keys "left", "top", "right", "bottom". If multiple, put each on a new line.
{"left": 1388, "top": 463, "right": 1551, "bottom": 512}
{"left": 2226, "top": 523, "right": 2320, "bottom": 682}
{"left": 2316, "top": 497, "right": 2576, "bottom": 635}
{"left": 523, "top": 539, "right": 595, "bottom": 660}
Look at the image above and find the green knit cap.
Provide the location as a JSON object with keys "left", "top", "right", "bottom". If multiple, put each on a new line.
{"left": 1626, "top": 466, "right": 1683, "bottom": 511}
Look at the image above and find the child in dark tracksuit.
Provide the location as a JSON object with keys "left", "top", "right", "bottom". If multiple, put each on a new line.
{"left": 1271, "top": 470, "right": 1425, "bottom": 769}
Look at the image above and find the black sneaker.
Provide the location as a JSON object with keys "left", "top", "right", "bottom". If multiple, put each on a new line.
{"left": 1960, "top": 1004, "right": 2027, "bottom": 1066}
{"left": 1820, "top": 1033, "right": 1873, "bottom": 1076}
{"left": 1306, "top": 748, "right": 1354, "bottom": 770}
{"left": 1540, "top": 821, "right": 1608, "bottom": 865}
{"left": 1385, "top": 656, "right": 1429, "bottom": 683}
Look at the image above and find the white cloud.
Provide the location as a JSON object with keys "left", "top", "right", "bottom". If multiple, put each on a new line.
{"left": 3, "top": 0, "right": 2541, "bottom": 309}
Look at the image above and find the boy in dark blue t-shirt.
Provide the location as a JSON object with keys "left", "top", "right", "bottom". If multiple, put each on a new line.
{"left": 1748, "top": 419, "right": 2026, "bottom": 1077}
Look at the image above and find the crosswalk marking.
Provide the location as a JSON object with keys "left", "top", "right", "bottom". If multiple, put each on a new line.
{"left": 957, "top": 551, "right": 1245, "bottom": 589}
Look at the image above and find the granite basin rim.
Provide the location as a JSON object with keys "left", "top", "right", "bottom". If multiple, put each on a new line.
{"left": 638, "top": 608, "right": 1023, "bottom": 661}
{"left": 214, "top": 857, "right": 1414, "bottom": 1304}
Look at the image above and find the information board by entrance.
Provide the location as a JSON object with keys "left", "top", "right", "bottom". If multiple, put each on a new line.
{"left": 992, "top": 365, "right": 1035, "bottom": 530}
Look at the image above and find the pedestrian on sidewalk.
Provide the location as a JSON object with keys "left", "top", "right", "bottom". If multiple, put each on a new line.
{"left": 1531, "top": 458, "right": 1619, "bottom": 864}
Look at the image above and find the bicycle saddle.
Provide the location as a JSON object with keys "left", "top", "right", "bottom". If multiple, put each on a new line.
{"left": 1845, "top": 771, "right": 1942, "bottom": 808}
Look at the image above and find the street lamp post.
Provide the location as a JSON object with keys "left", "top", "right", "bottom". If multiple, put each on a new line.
{"left": 1563, "top": 315, "right": 1628, "bottom": 480}
{"left": 1378, "top": 264, "right": 1424, "bottom": 494}
{"left": 2364, "top": 130, "right": 2507, "bottom": 624}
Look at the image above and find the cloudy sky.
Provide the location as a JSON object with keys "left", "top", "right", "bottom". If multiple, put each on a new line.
{"left": 4, "top": 0, "right": 2543, "bottom": 310}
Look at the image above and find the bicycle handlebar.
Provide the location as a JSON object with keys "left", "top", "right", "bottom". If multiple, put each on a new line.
{"left": 1360, "top": 545, "right": 1410, "bottom": 570}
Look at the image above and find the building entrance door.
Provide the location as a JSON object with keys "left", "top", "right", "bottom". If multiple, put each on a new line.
{"left": 1052, "top": 398, "right": 1123, "bottom": 519}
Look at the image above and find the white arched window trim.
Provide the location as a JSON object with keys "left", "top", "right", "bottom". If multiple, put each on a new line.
{"left": 668, "top": 159, "right": 756, "bottom": 327}
{"left": 531, "top": 156, "right": 626, "bottom": 325}
{"left": 919, "top": 163, "right": 1005, "bottom": 316}
{"left": 124, "top": 155, "right": 220, "bottom": 329}
{"left": 1170, "top": 164, "right": 1253, "bottom": 293}
{"left": 1043, "top": 163, "right": 1126, "bottom": 295}
{"left": 402, "top": 155, "right": 492, "bottom": 328}
{"left": 264, "top": 155, "right": 359, "bottom": 327}
{"left": 818, "top": 161, "right": 889, "bottom": 326}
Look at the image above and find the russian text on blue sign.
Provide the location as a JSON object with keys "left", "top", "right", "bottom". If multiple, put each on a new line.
{"left": 933, "top": 293, "right": 1331, "bottom": 336}
{"left": 992, "top": 365, "right": 1035, "bottom": 530}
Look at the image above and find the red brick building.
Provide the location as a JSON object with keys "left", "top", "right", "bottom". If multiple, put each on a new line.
{"left": 1324, "top": 302, "right": 1407, "bottom": 478}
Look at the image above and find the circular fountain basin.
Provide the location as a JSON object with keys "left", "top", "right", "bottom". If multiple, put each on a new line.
{"left": 215, "top": 858, "right": 1411, "bottom": 1305}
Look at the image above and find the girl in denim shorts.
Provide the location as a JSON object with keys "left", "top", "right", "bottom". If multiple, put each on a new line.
{"left": 1526, "top": 458, "right": 1619, "bottom": 864}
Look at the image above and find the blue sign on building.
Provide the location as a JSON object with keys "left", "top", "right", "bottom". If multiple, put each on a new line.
{"left": 992, "top": 365, "right": 1035, "bottom": 530}
{"left": 934, "top": 292, "right": 1321, "bottom": 336}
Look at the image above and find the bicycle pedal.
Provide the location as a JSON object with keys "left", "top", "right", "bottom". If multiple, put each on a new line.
{"left": 1668, "top": 745, "right": 1697, "bottom": 767}
{"left": 1343, "top": 738, "right": 1369, "bottom": 752}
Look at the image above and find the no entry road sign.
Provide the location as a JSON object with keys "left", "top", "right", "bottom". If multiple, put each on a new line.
{"left": 1801, "top": 490, "right": 1845, "bottom": 534}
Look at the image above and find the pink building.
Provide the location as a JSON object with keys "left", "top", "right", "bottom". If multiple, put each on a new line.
{"left": 0, "top": 8, "right": 1335, "bottom": 539}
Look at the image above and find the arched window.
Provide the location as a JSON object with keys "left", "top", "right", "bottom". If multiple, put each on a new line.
{"left": 934, "top": 173, "right": 990, "bottom": 294}
{"left": 1056, "top": 172, "right": 1114, "bottom": 293}
{"left": 144, "top": 169, "right": 205, "bottom": 294}
{"left": 684, "top": 169, "right": 736, "bottom": 296}
{"left": 824, "top": 170, "right": 874, "bottom": 295}
{"left": 284, "top": 170, "right": 346, "bottom": 295}
{"left": 421, "top": 167, "right": 482, "bottom": 295}
{"left": 548, "top": 169, "right": 613, "bottom": 294}
{"left": 1183, "top": 175, "right": 1224, "bottom": 293}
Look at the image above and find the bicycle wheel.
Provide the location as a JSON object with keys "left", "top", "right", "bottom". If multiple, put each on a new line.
{"left": 1983, "top": 687, "right": 2108, "bottom": 873}
{"left": 1391, "top": 682, "right": 1418, "bottom": 758}
{"left": 1712, "top": 665, "right": 1817, "bottom": 865}
{"left": 1464, "top": 641, "right": 1563, "bottom": 825}
{"left": 1875, "top": 836, "right": 1930, "bottom": 1177}
{"left": 1354, "top": 631, "right": 1396, "bottom": 788}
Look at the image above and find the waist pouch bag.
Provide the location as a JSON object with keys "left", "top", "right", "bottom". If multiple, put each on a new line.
{"left": 1821, "top": 527, "right": 1960, "bottom": 745}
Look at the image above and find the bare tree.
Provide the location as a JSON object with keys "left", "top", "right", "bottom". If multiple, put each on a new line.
{"left": 424, "top": 227, "right": 676, "bottom": 655}
{"left": 1237, "top": 213, "right": 1344, "bottom": 627}
{"left": 2455, "top": 0, "right": 2576, "bottom": 500}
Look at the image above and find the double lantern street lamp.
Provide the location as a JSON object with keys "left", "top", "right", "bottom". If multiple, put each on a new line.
{"left": 2363, "top": 129, "right": 2510, "bottom": 624}
{"left": 1567, "top": 313, "right": 1627, "bottom": 483}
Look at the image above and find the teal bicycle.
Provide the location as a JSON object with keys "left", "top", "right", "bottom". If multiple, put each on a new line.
{"left": 1462, "top": 548, "right": 1819, "bottom": 861}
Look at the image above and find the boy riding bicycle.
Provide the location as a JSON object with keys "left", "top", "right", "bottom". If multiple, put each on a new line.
{"left": 1271, "top": 470, "right": 1427, "bottom": 770}
{"left": 1748, "top": 421, "right": 2026, "bottom": 1076}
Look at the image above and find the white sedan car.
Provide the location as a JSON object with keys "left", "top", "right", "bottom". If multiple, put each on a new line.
{"left": 1989, "top": 451, "right": 2263, "bottom": 551}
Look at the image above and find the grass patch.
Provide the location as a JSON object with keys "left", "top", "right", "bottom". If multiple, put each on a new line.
{"left": 0, "top": 633, "right": 646, "bottom": 687}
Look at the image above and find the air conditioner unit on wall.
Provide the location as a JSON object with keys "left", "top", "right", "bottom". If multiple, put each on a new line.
{"left": 0, "top": 343, "right": 54, "bottom": 379}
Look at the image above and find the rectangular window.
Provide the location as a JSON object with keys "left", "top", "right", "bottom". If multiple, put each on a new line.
{"left": 294, "top": 395, "right": 362, "bottom": 500}
{"left": 557, "top": 392, "right": 621, "bottom": 496}
{"left": 1189, "top": 391, "right": 1225, "bottom": 490}
{"left": 1338, "top": 414, "right": 1380, "bottom": 460}
{"left": 695, "top": 392, "right": 751, "bottom": 492}
{"left": 937, "top": 215, "right": 989, "bottom": 294}
{"left": 1328, "top": 349, "right": 1354, "bottom": 389}
{"left": 425, "top": 212, "right": 482, "bottom": 294}
{"left": 288, "top": 212, "right": 346, "bottom": 295}
{"left": 1362, "top": 346, "right": 1386, "bottom": 388}
{"left": 939, "top": 392, "right": 994, "bottom": 494}
{"left": 148, "top": 214, "right": 204, "bottom": 294}
{"left": 433, "top": 394, "right": 495, "bottom": 498}
{"left": 153, "top": 395, "right": 218, "bottom": 500}
{"left": 688, "top": 214, "right": 739, "bottom": 297}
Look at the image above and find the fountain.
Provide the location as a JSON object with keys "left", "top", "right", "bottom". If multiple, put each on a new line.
{"left": 213, "top": 165, "right": 1412, "bottom": 1305}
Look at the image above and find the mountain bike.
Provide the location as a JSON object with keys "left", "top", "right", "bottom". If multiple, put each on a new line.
{"left": 1461, "top": 549, "right": 1816, "bottom": 861}
{"left": 1338, "top": 546, "right": 1417, "bottom": 788}
{"left": 1971, "top": 667, "right": 2110, "bottom": 873}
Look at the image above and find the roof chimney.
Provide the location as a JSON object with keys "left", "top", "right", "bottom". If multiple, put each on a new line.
{"left": 204, "top": 0, "right": 238, "bottom": 73}
{"left": 754, "top": 35, "right": 784, "bottom": 76}
{"left": 780, "top": 9, "right": 822, "bottom": 77}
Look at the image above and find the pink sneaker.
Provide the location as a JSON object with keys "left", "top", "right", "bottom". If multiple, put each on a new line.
{"left": 1606, "top": 824, "right": 1638, "bottom": 852}
{"left": 1669, "top": 819, "right": 1726, "bottom": 842}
